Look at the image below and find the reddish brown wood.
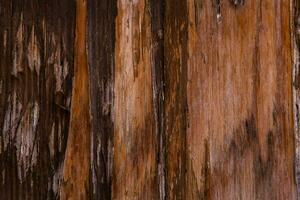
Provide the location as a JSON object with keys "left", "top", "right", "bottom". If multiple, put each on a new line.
{"left": 60, "top": 0, "right": 91, "bottom": 199}
{"left": 187, "top": 0, "right": 296, "bottom": 199}
{"left": 0, "top": 0, "right": 298, "bottom": 199}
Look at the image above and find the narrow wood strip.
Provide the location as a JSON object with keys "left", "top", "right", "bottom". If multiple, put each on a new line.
{"left": 293, "top": 0, "right": 300, "bottom": 196}
{"left": 164, "top": 0, "right": 189, "bottom": 199}
{"left": 149, "top": 0, "right": 165, "bottom": 199}
{"left": 60, "top": 0, "right": 91, "bottom": 199}
{"left": 87, "top": 0, "right": 117, "bottom": 199}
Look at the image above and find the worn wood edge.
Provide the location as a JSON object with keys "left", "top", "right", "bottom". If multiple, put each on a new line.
{"left": 292, "top": 0, "right": 300, "bottom": 197}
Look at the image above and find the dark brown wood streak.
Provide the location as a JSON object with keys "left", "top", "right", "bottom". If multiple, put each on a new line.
{"left": 87, "top": 0, "right": 117, "bottom": 199}
{"left": 0, "top": 0, "right": 75, "bottom": 199}
{"left": 164, "top": 0, "right": 188, "bottom": 199}
{"left": 149, "top": 0, "right": 165, "bottom": 199}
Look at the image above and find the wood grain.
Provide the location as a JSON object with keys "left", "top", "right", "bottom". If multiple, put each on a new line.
{"left": 112, "top": 0, "right": 159, "bottom": 199}
{"left": 60, "top": 0, "right": 91, "bottom": 199}
{"left": 0, "top": 0, "right": 299, "bottom": 199}
{"left": 87, "top": 0, "right": 117, "bottom": 199}
{"left": 164, "top": 1, "right": 188, "bottom": 199}
{"left": 187, "top": 0, "right": 296, "bottom": 199}
{"left": 0, "top": 0, "right": 75, "bottom": 199}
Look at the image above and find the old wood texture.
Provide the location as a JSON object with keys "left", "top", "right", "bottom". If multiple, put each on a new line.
{"left": 60, "top": 0, "right": 91, "bottom": 199}
{"left": 187, "top": 0, "right": 296, "bottom": 199}
{"left": 87, "top": 0, "right": 116, "bottom": 199}
{"left": 1, "top": 0, "right": 300, "bottom": 199}
{"left": 0, "top": 0, "right": 75, "bottom": 199}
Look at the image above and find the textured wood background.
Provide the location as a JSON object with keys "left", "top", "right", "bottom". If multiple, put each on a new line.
{"left": 0, "top": 0, "right": 300, "bottom": 199}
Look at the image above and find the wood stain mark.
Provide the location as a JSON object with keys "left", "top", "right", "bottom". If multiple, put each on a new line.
{"left": 202, "top": 140, "right": 211, "bottom": 199}
{"left": 225, "top": 114, "right": 277, "bottom": 198}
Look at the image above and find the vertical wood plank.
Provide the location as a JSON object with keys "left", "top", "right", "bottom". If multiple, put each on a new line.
{"left": 187, "top": 0, "right": 297, "bottom": 199}
{"left": 149, "top": 0, "right": 165, "bottom": 199}
{"left": 164, "top": 0, "right": 188, "bottom": 199}
{"left": 112, "top": 0, "right": 159, "bottom": 199}
{"left": 60, "top": 0, "right": 91, "bottom": 199}
{"left": 87, "top": 0, "right": 117, "bottom": 199}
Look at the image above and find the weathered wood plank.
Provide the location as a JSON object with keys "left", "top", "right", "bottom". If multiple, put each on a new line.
{"left": 187, "top": 0, "right": 296, "bottom": 199}
{"left": 112, "top": 0, "right": 159, "bottom": 199}
{"left": 0, "top": 0, "right": 299, "bottom": 199}
{"left": 60, "top": 0, "right": 91, "bottom": 199}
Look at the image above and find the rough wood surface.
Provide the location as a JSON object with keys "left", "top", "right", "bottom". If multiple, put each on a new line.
{"left": 0, "top": 0, "right": 299, "bottom": 199}
{"left": 60, "top": 0, "right": 91, "bottom": 199}
{"left": 87, "top": 0, "right": 116, "bottom": 199}
{"left": 0, "top": 0, "right": 75, "bottom": 199}
{"left": 164, "top": 1, "right": 188, "bottom": 199}
{"left": 112, "top": 1, "right": 159, "bottom": 199}
{"left": 187, "top": 0, "right": 296, "bottom": 199}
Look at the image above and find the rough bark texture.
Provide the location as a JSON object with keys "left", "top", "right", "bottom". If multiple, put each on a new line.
{"left": 0, "top": 0, "right": 75, "bottom": 199}
{"left": 0, "top": 0, "right": 299, "bottom": 199}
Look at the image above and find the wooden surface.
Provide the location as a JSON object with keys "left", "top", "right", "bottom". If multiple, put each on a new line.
{"left": 0, "top": 0, "right": 299, "bottom": 199}
{"left": 0, "top": 0, "right": 75, "bottom": 199}
{"left": 187, "top": 0, "right": 295, "bottom": 199}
